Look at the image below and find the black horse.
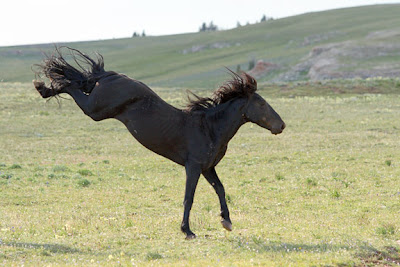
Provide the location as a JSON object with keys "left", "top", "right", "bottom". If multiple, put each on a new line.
{"left": 33, "top": 47, "right": 285, "bottom": 239}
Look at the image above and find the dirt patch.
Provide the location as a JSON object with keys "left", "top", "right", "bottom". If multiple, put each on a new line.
{"left": 182, "top": 42, "right": 241, "bottom": 54}
{"left": 301, "top": 31, "right": 345, "bottom": 47}
{"left": 277, "top": 39, "right": 400, "bottom": 81}
{"left": 365, "top": 29, "right": 400, "bottom": 40}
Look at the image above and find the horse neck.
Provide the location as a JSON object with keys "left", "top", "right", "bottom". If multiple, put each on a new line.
{"left": 206, "top": 98, "right": 247, "bottom": 145}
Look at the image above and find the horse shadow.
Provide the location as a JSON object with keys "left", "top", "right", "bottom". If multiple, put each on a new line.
{"left": 229, "top": 235, "right": 352, "bottom": 253}
{"left": 1, "top": 241, "right": 80, "bottom": 254}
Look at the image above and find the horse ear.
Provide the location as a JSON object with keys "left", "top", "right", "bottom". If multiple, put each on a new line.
{"left": 242, "top": 72, "right": 257, "bottom": 95}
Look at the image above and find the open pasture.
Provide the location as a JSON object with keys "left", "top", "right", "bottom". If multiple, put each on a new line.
{"left": 1, "top": 81, "right": 400, "bottom": 266}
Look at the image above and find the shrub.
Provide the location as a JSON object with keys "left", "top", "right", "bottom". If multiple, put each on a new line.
{"left": 52, "top": 165, "right": 70, "bottom": 172}
{"left": 77, "top": 179, "right": 91, "bottom": 187}
{"left": 146, "top": 252, "right": 163, "bottom": 260}
{"left": 306, "top": 178, "right": 317, "bottom": 186}
{"left": 376, "top": 224, "right": 395, "bottom": 236}
{"left": 78, "top": 169, "right": 93, "bottom": 176}
{"left": 331, "top": 190, "right": 340, "bottom": 198}
{"left": 1, "top": 173, "right": 13, "bottom": 179}
{"left": 275, "top": 173, "right": 284, "bottom": 181}
{"left": 9, "top": 164, "right": 22, "bottom": 169}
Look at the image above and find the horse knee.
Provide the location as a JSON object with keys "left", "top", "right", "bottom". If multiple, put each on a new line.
{"left": 80, "top": 104, "right": 107, "bottom": 121}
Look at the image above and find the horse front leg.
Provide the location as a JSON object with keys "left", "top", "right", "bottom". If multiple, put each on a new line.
{"left": 181, "top": 163, "right": 201, "bottom": 239}
{"left": 203, "top": 167, "right": 232, "bottom": 231}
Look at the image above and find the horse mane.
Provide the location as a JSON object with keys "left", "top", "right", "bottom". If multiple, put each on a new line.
{"left": 185, "top": 70, "right": 257, "bottom": 112}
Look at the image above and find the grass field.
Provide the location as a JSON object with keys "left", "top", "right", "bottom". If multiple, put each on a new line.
{"left": 1, "top": 80, "right": 400, "bottom": 266}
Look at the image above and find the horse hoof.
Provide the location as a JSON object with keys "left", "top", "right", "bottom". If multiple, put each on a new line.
{"left": 185, "top": 233, "right": 196, "bottom": 240}
{"left": 221, "top": 219, "right": 232, "bottom": 231}
{"left": 33, "top": 80, "right": 45, "bottom": 89}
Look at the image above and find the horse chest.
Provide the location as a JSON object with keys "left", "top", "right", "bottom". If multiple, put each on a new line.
{"left": 214, "top": 145, "right": 228, "bottom": 165}
{"left": 202, "top": 144, "right": 227, "bottom": 169}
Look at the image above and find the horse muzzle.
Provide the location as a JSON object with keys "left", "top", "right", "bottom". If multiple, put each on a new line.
{"left": 270, "top": 122, "right": 286, "bottom": 135}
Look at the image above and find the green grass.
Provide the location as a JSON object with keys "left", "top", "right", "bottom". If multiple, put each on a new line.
{"left": 1, "top": 82, "right": 400, "bottom": 265}
{"left": 1, "top": 4, "right": 400, "bottom": 87}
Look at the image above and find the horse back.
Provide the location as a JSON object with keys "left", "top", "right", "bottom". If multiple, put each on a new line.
{"left": 93, "top": 72, "right": 157, "bottom": 99}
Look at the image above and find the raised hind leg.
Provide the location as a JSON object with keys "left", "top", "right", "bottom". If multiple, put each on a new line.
{"left": 65, "top": 88, "right": 106, "bottom": 121}
{"left": 33, "top": 80, "right": 64, "bottom": 98}
{"left": 181, "top": 163, "right": 201, "bottom": 239}
{"left": 33, "top": 80, "right": 105, "bottom": 121}
{"left": 203, "top": 167, "right": 232, "bottom": 231}
{"left": 33, "top": 80, "right": 137, "bottom": 121}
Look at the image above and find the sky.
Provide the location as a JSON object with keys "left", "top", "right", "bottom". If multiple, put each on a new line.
{"left": 1, "top": 0, "right": 399, "bottom": 47}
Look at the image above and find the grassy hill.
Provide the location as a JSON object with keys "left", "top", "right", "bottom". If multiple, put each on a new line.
{"left": 1, "top": 4, "right": 400, "bottom": 88}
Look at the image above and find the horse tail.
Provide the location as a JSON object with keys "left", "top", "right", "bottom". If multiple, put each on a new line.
{"left": 34, "top": 47, "right": 106, "bottom": 95}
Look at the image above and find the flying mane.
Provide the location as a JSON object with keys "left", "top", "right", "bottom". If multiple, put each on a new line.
{"left": 185, "top": 70, "right": 257, "bottom": 112}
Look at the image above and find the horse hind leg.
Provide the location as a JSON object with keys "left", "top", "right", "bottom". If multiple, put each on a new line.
{"left": 33, "top": 80, "right": 60, "bottom": 98}
{"left": 33, "top": 80, "right": 104, "bottom": 121}
{"left": 63, "top": 86, "right": 107, "bottom": 121}
{"left": 33, "top": 79, "right": 81, "bottom": 98}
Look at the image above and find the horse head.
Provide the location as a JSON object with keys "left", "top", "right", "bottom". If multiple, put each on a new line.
{"left": 239, "top": 73, "right": 285, "bottom": 135}
{"left": 243, "top": 92, "right": 286, "bottom": 135}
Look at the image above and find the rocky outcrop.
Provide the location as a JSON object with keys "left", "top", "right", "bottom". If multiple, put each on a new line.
{"left": 247, "top": 60, "right": 278, "bottom": 78}
{"left": 276, "top": 40, "right": 400, "bottom": 81}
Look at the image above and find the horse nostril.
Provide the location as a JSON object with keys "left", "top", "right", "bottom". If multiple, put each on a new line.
{"left": 281, "top": 123, "right": 286, "bottom": 130}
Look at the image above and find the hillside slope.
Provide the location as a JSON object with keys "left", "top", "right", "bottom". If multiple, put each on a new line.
{"left": 1, "top": 4, "right": 400, "bottom": 88}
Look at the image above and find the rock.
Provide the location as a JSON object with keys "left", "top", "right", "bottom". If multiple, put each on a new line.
{"left": 247, "top": 60, "right": 278, "bottom": 78}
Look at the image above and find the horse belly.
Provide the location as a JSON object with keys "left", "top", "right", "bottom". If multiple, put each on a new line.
{"left": 136, "top": 135, "right": 186, "bottom": 166}
{"left": 123, "top": 117, "right": 187, "bottom": 166}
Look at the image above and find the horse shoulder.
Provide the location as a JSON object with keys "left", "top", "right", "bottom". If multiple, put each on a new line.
{"left": 182, "top": 112, "right": 222, "bottom": 168}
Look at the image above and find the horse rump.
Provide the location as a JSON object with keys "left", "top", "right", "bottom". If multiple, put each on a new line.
{"left": 33, "top": 47, "right": 105, "bottom": 97}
